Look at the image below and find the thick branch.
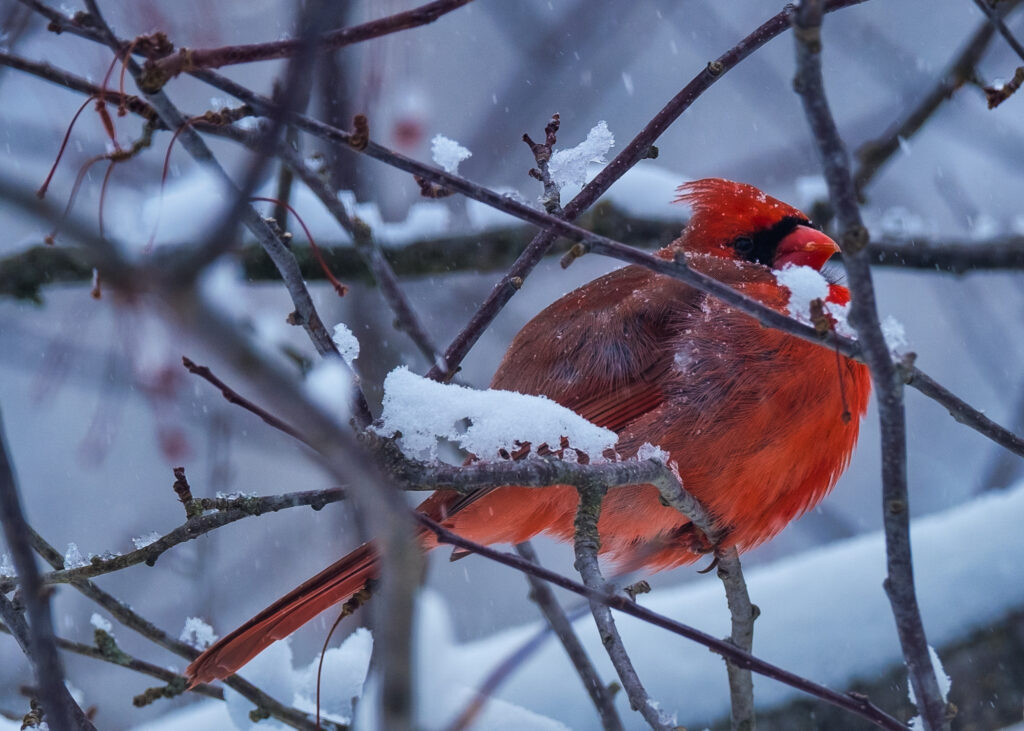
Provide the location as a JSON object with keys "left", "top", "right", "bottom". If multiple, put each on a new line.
{"left": 793, "top": 3, "right": 948, "bottom": 729}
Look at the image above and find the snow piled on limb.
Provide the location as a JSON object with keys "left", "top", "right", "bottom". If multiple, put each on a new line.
{"left": 330, "top": 322, "right": 360, "bottom": 367}
{"left": 548, "top": 121, "right": 615, "bottom": 189}
{"left": 373, "top": 366, "right": 618, "bottom": 462}
{"left": 431, "top": 134, "right": 472, "bottom": 174}
{"left": 179, "top": 617, "right": 218, "bottom": 651}
{"left": 774, "top": 264, "right": 829, "bottom": 323}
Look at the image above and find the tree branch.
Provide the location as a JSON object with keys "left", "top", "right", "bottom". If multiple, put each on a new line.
{"left": 792, "top": 3, "right": 948, "bottom": 728}
{"left": 139, "top": 0, "right": 475, "bottom": 89}
{"left": 0, "top": 409, "right": 96, "bottom": 730}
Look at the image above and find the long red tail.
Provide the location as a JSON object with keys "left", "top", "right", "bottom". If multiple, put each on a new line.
{"left": 185, "top": 542, "right": 379, "bottom": 687}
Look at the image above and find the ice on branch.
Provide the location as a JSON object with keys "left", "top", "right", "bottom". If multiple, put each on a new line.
{"left": 131, "top": 532, "right": 161, "bottom": 550}
{"left": 331, "top": 322, "right": 361, "bottom": 367}
{"left": 64, "top": 542, "right": 89, "bottom": 569}
{"left": 0, "top": 553, "right": 12, "bottom": 577}
{"left": 549, "top": 121, "right": 615, "bottom": 189}
{"left": 774, "top": 264, "right": 829, "bottom": 323}
{"left": 180, "top": 617, "right": 218, "bottom": 650}
{"left": 373, "top": 366, "right": 618, "bottom": 462}
{"left": 304, "top": 359, "right": 352, "bottom": 420}
{"left": 431, "top": 134, "right": 472, "bottom": 174}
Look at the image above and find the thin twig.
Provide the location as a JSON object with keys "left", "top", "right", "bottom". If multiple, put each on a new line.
{"left": 792, "top": 3, "right": 948, "bottom": 729}
{"left": 140, "top": 0, "right": 475, "bottom": 89}
{"left": 0, "top": 409, "right": 95, "bottom": 730}
{"left": 852, "top": 13, "right": 1003, "bottom": 193}
{"left": 514, "top": 541, "right": 623, "bottom": 731}
{"left": 572, "top": 483, "right": 673, "bottom": 731}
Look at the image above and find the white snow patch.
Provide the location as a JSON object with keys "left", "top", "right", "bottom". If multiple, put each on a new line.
{"left": 549, "top": 121, "right": 615, "bottom": 189}
{"left": 330, "top": 322, "right": 360, "bottom": 367}
{"left": 90, "top": 613, "right": 112, "bottom": 633}
{"left": 824, "top": 300, "right": 857, "bottom": 339}
{"left": 882, "top": 315, "right": 909, "bottom": 355}
{"left": 293, "top": 627, "right": 373, "bottom": 724}
{"left": 374, "top": 366, "right": 618, "bottom": 462}
{"left": 179, "top": 617, "right": 218, "bottom": 651}
{"left": 0, "top": 553, "right": 13, "bottom": 577}
{"left": 431, "top": 134, "right": 472, "bottom": 174}
{"left": 636, "top": 442, "right": 671, "bottom": 465}
{"left": 131, "top": 532, "right": 161, "bottom": 550}
{"left": 304, "top": 358, "right": 352, "bottom": 420}
{"left": 774, "top": 264, "right": 829, "bottom": 323}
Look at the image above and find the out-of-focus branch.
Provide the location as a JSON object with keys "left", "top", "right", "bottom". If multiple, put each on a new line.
{"left": 572, "top": 484, "right": 674, "bottom": 731}
{"left": 853, "top": 13, "right": 1003, "bottom": 193}
{"left": 793, "top": 3, "right": 948, "bottom": 729}
{"left": 514, "top": 541, "right": 623, "bottom": 731}
{"left": 971, "top": 0, "right": 1024, "bottom": 62}
{"left": 0, "top": 410, "right": 96, "bottom": 731}
{"left": 139, "top": 0, "right": 475, "bottom": 89}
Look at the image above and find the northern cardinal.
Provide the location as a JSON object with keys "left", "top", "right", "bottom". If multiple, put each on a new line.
{"left": 186, "top": 178, "right": 870, "bottom": 685}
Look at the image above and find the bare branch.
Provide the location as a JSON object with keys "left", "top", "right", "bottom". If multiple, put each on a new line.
{"left": 515, "top": 541, "right": 623, "bottom": 731}
{"left": 572, "top": 484, "right": 673, "bottom": 730}
{"left": 716, "top": 548, "right": 757, "bottom": 731}
{"left": 140, "top": 0, "right": 475, "bottom": 89}
{"left": 792, "top": 3, "right": 948, "bottom": 728}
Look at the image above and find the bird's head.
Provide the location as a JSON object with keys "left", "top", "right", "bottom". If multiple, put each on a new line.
{"left": 674, "top": 178, "right": 838, "bottom": 271}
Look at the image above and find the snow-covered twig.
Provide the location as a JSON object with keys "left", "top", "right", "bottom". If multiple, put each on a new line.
{"left": 793, "top": 3, "right": 948, "bottom": 729}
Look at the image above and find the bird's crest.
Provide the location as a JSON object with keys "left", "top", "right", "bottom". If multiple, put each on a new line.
{"left": 674, "top": 178, "right": 809, "bottom": 257}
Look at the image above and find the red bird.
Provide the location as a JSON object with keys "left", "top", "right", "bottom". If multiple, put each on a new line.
{"left": 186, "top": 179, "right": 870, "bottom": 685}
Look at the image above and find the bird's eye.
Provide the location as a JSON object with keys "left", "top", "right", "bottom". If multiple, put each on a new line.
{"left": 734, "top": 236, "right": 754, "bottom": 255}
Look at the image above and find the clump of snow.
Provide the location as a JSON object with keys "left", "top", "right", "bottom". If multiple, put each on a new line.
{"left": 131, "top": 532, "right": 161, "bottom": 550}
{"left": 882, "top": 315, "right": 909, "bottom": 355}
{"left": 774, "top": 264, "right": 829, "bottom": 323}
{"left": 304, "top": 358, "right": 352, "bottom": 420}
{"left": 214, "top": 491, "right": 257, "bottom": 500}
{"left": 549, "top": 121, "right": 615, "bottom": 189}
{"left": 331, "top": 322, "right": 360, "bottom": 367}
{"left": 636, "top": 442, "right": 671, "bottom": 464}
{"left": 824, "top": 301, "right": 857, "bottom": 339}
{"left": 180, "top": 617, "right": 218, "bottom": 651}
{"left": 293, "top": 627, "right": 373, "bottom": 724}
{"left": 64, "top": 542, "right": 89, "bottom": 569}
{"left": 90, "top": 613, "right": 112, "bottom": 633}
{"left": 373, "top": 366, "right": 618, "bottom": 462}
{"left": 0, "top": 553, "right": 13, "bottom": 577}
{"left": 907, "top": 646, "right": 951, "bottom": 729}
{"left": 431, "top": 134, "right": 472, "bottom": 174}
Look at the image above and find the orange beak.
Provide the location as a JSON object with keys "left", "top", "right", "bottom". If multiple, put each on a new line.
{"left": 775, "top": 225, "right": 840, "bottom": 271}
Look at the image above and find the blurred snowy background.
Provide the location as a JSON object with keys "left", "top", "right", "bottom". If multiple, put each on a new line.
{"left": 0, "top": 0, "right": 1023, "bottom": 728}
